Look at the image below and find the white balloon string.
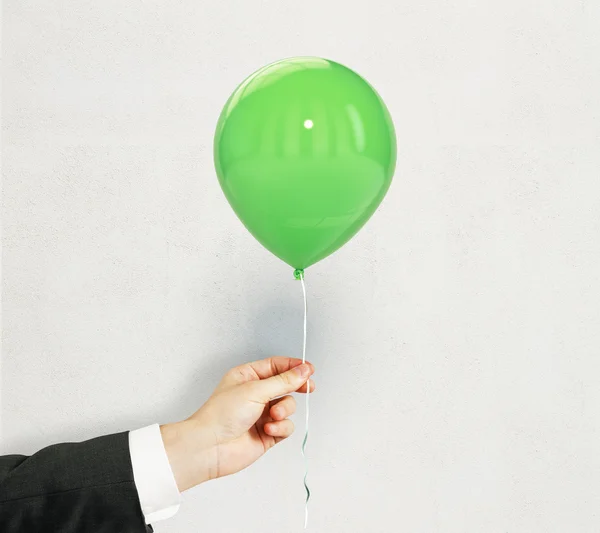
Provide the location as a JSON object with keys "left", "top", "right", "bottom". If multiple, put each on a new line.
{"left": 300, "top": 273, "right": 310, "bottom": 528}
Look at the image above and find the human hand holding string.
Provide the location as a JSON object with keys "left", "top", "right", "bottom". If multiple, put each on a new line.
{"left": 160, "top": 356, "right": 315, "bottom": 492}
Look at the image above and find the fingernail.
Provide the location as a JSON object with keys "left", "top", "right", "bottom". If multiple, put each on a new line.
{"left": 293, "top": 364, "right": 310, "bottom": 378}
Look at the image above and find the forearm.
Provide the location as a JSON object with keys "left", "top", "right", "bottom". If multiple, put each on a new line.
{"left": 0, "top": 433, "right": 149, "bottom": 533}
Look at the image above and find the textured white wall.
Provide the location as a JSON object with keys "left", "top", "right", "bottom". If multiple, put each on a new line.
{"left": 3, "top": 1, "right": 600, "bottom": 532}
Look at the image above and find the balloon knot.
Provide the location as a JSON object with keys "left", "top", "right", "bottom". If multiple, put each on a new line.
{"left": 293, "top": 269, "right": 305, "bottom": 280}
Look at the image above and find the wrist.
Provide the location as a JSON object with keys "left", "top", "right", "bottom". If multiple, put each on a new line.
{"left": 160, "top": 420, "right": 218, "bottom": 492}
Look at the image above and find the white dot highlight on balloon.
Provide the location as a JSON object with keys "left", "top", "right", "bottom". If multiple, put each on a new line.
{"left": 304, "top": 119, "right": 314, "bottom": 129}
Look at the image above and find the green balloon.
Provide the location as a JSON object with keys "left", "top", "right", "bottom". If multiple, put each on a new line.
{"left": 214, "top": 57, "right": 396, "bottom": 270}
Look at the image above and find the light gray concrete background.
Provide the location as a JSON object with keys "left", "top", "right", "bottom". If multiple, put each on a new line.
{"left": 2, "top": 1, "right": 600, "bottom": 532}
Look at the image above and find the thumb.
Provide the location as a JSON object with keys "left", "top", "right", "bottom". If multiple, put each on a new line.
{"left": 250, "top": 363, "right": 313, "bottom": 403}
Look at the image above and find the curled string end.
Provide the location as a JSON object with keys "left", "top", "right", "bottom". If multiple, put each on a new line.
{"left": 294, "top": 268, "right": 305, "bottom": 280}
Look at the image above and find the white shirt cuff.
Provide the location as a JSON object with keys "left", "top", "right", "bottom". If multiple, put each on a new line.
{"left": 129, "top": 424, "right": 182, "bottom": 524}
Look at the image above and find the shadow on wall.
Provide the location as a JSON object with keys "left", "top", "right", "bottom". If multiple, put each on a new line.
{"left": 153, "top": 299, "right": 311, "bottom": 424}
{"left": 4, "top": 291, "right": 320, "bottom": 454}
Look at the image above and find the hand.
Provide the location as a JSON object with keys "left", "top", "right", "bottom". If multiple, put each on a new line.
{"left": 160, "top": 356, "right": 315, "bottom": 492}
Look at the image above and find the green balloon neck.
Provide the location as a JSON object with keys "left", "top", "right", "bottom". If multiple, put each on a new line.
{"left": 293, "top": 268, "right": 305, "bottom": 280}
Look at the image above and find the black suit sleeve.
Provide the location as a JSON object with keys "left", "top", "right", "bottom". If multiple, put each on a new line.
{"left": 0, "top": 432, "right": 152, "bottom": 533}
